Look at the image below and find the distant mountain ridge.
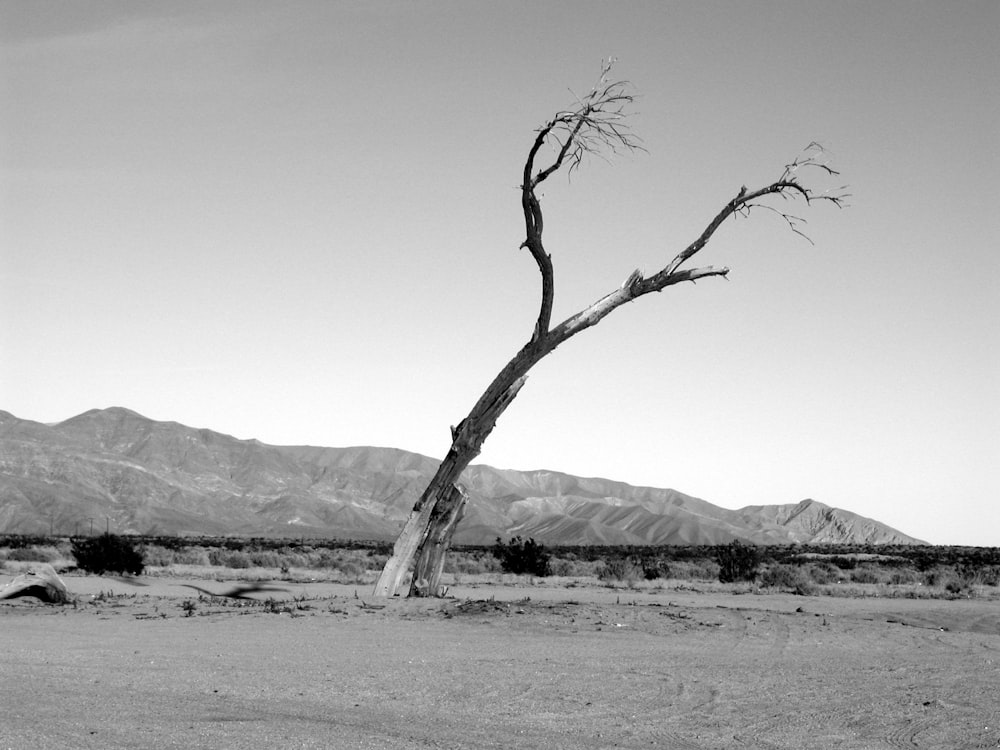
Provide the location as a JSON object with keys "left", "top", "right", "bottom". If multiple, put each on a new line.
{"left": 0, "top": 407, "right": 925, "bottom": 545}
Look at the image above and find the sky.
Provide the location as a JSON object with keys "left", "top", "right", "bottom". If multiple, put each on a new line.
{"left": 1, "top": 1, "right": 997, "bottom": 546}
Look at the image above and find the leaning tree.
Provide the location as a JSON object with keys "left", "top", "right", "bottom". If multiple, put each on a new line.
{"left": 373, "top": 61, "right": 846, "bottom": 597}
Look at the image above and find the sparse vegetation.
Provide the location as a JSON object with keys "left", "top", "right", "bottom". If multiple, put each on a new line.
{"left": 1, "top": 534, "right": 996, "bottom": 601}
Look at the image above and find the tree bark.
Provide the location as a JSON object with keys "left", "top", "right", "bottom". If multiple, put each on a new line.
{"left": 372, "top": 376, "right": 526, "bottom": 597}
{"left": 409, "top": 483, "right": 468, "bottom": 597}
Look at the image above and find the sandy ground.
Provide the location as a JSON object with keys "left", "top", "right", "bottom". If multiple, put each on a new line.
{"left": 1, "top": 573, "right": 998, "bottom": 750}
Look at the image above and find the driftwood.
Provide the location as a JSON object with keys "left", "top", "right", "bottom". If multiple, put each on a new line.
{"left": 0, "top": 564, "right": 72, "bottom": 604}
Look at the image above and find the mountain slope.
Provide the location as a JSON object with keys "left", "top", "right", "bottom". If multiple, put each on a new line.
{"left": 0, "top": 408, "right": 926, "bottom": 544}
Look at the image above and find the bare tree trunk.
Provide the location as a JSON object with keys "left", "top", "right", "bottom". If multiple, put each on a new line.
{"left": 371, "top": 451, "right": 472, "bottom": 597}
{"left": 409, "top": 483, "right": 468, "bottom": 597}
{"left": 372, "top": 376, "right": 526, "bottom": 597}
{"left": 371, "top": 62, "right": 844, "bottom": 597}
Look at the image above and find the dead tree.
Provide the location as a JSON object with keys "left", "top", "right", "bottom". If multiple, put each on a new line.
{"left": 373, "top": 61, "right": 846, "bottom": 597}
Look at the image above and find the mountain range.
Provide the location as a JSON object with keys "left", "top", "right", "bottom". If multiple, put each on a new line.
{"left": 0, "top": 407, "right": 925, "bottom": 546}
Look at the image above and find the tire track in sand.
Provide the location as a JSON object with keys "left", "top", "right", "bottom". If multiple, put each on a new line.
{"left": 883, "top": 717, "right": 935, "bottom": 748}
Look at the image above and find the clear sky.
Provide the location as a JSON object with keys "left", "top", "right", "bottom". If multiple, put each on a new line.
{"left": 2, "top": 1, "right": 997, "bottom": 546}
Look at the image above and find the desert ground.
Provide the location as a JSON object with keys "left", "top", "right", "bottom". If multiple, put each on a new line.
{"left": 1, "top": 572, "right": 998, "bottom": 750}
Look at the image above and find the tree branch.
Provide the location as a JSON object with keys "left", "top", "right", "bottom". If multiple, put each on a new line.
{"left": 544, "top": 144, "right": 846, "bottom": 351}
{"left": 519, "top": 59, "right": 643, "bottom": 346}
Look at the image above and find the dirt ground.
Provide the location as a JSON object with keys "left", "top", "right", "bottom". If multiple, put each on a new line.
{"left": 1, "top": 573, "right": 998, "bottom": 750}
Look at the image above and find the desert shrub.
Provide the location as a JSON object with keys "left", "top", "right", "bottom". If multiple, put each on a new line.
{"left": 367, "top": 551, "right": 390, "bottom": 569}
{"left": 640, "top": 557, "right": 670, "bottom": 580}
{"left": 759, "top": 564, "right": 798, "bottom": 589}
{"left": 760, "top": 564, "right": 817, "bottom": 595}
{"left": 716, "top": 541, "right": 761, "bottom": 583}
{"left": 548, "top": 558, "right": 600, "bottom": 577}
{"left": 263, "top": 550, "right": 304, "bottom": 569}
{"left": 71, "top": 534, "right": 145, "bottom": 575}
{"left": 944, "top": 578, "right": 967, "bottom": 595}
{"left": 953, "top": 563, "right": 1000, "bottom": 587}
{"left": 922, "top": 566, "right": 970, "bottom": 593}
{"left": 207, "top": 548, "right": 226, "bottom": 566}
{"left": 208, "top": 549, "right": 252, "bottom": 569}
{"left": 247, "top": 550, "right": 284, "bottom": 569}
{"left": 888, "top": 567, "right": 920, "bottom": 585}
{"left": 445, "top": 551, "right": 500, "bottom": 575}
{"left": 54, "top": 539, "right": 74, "bottom": 557}
{"left": 794, "top": 578, "right": 819, "bottom": 596}
{"left": 597, "top": 557, "right": 642, "bottom": 584}
{"left": 804, "top": 562, "right": 840, "bottom": 585}
{"left": 922, "top": 567, "right": 948, "bottom": 587}
{"left": 225, "top": 551, "right": 252, "bottom": 569}
{"left": 141, "top": 544, "right": 176, "bottom": 567}
{"left": 312, "top": 549, "right": 340, "bottom": 569}
{"left": 850, "top": 566, "right": 883, "bottom": 584}
{"left": 658, "top": 559, "right": 719, "bottom": 581}
{"left": 5, "top": 545, "right": 61, "bottom": 563}
{"left": 979, "top": 566, "right": 1000, "bottom": 587}
{"left": 174, "top": 547, "right": 211, "bottom": 566}
{"left": 547, "top": 558, "right": 574, "bottom": 577}
{"left": 492, "top": 537, "right": 551, "bottom": 577}
{"left": 332, "top": 560, "right": 365, "bottom": 579}
{"left": 318, "top": 548, "right": 378, "bottom": 576}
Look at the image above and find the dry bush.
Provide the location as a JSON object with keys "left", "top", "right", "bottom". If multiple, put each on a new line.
{"left": 247, "top": 550, "right": 284, "bottom": 568}
{"left": 310, "top": 549, "right": 340, "bottom": 569}
{"left": 598, "top": 558, "right": 642, "bottom": 585}
{"left": 803, "top": 562, "right": 842, "bottom": 585}
{"left": 141, "top": 544, "right": 177, "bottom": 567}
{"left": 72, "top": 534, "right": 144, "bottom": 575}
{"left": 493, "top": 537, "right": 551, "bottom": 577}
{"left": 850, "top": 565, "right": 888, "bottom": 584}
{"left": 142, "top": 545, "right": 212, "bottom": 567}
{"left": 272, "top": 548, "right": 381, "bottom": 583}
{"left": 716, "top": 541, "right": 761, "bottom": 583}
{"left": 979, "top": 566, "right": 1000, "bottom": 587}
{"left": 548, "top": 558, "right": 602, "bottom": 578}
{"left": 175, "top": 547, "right": 211, "bottom": 566}
{"left": 639, "top": 557, "right": 671, "bottom": 580}
{"left": 280, "top": 551, "right": 310, "bottom": 569}
{"left": 332, "top": 560, "right": 365, "bottom": 579}
{"left": 954, "top": 563, "right": 1000, "bottom": 588}
{"left": 208, "top": 549, "right": 252, "bottom": 569}
{"left": 667, "top": 559, "right": 721, "bottom": 581}
{"left": 444, "top": 550, "right": 501, "bottom": 575}
{"left": 4, "top": 545, "right": 62, "bottom": 563}
{"left": 760, "top": 564, "right": 817, "bottom": 595}
{"left": 921, "top": 566, "right": 952, "bottom": 587}
{"left": 921, "top": 566, "right": 977, "bottom": 596}
{"left": 362, "top": 550, "right": 390, "bottom": 571}
{"left": 888, "top": 567, "right": 920, "bottom": 585}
